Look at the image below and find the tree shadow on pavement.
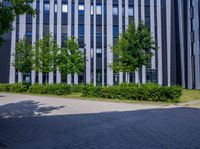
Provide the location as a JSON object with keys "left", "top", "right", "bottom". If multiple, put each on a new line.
{"left": 0, "top": 100, "right": 65, "bottom": 118}
{"left": 0, "top": 101, "right": 200, "bottom": 149}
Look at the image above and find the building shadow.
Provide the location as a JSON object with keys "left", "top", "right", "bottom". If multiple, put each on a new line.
{"left": 0, "top": 101, "right": 200, "bottom": 149}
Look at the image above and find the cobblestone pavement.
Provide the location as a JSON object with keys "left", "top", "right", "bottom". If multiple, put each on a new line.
{"left": 0, "top": 94, "right": 200, "bottom": 149}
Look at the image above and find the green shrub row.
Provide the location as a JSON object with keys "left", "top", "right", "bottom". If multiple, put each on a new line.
{"left": 0, "top": 83, "right": 29, "bottom": 93}
{"left": 0, "top": 83, "right": 83, "bottom": 95}
{"left": 82, "top": 84, "right": 183, "bottom": 103}
{"left": 0, "top": 83, "right": 183, "bottom": 102}
{"left": 28, "top": 84, "right": 71, "bottom": 95}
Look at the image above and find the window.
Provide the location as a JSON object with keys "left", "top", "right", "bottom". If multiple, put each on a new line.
{"left": 79, "top": 48, "right": 84, "bottom": 53}
{"left": 55, "top": 4, "right": 57, "bottom": 13}
{"left": 113, "top": 26, "right": 119, "bottom": 37}
{"left": 91, "top": 48, "right": 93, "bottom": 58}
{"left": 91, "top": 5, "right": 94, "bottom": 14}
{"left": 91, "top": 5, "right": 102, "bottom": 15}
{"left": 27, "top": 2, "right": 32, "bottom": 7}
{"left": 79, "top": 4, "right": 84, "bottom": 14}
{"left": 122, "top": 7, "right": 125, "bottom": 16}
{"left": 128, "top": 7, "right": 134, "bottom": 16}
{"left": 62, "top": 4, "right": 68, "bottom": 13}
{"left": 96, "top": 48, "right": 102, "bottom": 54}
{"left": 44, "top": 3, "right": 50, "bottom": 14}
{"left": 96, "top": 5, "right": 102, "bottom": 15}
{"left": 26, "top": 31, "right": 32, "bottom": 37}
{"left": 79, "top": 4, "right": 84, "bottom": 10}
{"left": 78, "top": 25, "right": 84, "bottom": 36}
{"left": 113, "top": 6, "right": 118, "bottom": 16}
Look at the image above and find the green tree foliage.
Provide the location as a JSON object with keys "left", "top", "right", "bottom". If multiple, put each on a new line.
{"left": 57, "top": 36, "right": 84, "bottom": 82}
{"left": 33, "top": 33, "right": 58, "bottom": 83}
{"left": 112, "top": 21, "right": 157, "bottom": 74}
{"left": 0, "top": 0, "right": 35, "bottom": 44}
{"left": 13, "top": 37, "right": 33, "bottom": 74}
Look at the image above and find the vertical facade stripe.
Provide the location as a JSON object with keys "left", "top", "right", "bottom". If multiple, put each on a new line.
{"left": 18, "top": 14, "right": 26, "bottom": 82}
{"left": 39, "top": 0, "right": 44, "bottom": 84}
{"left": 150, "top": 0, "right": 156, "bottom": 69}
{"left": 49, "top": 0, "right": 55, "bottom": 84}
{"left": 187, "top": 1, "right": 193, "bottom": 89}
{"left": 74, "top": 0, "right": 79, "bottom": 84}
{"left": 93, "top": 0, "right": 97, "bottom": 86}
{"left": 118, "top": 0, "right": 123, "bottom": 84}
{"left": 193, "top": 0, "right": 200, "bottom": 89}
{"left": 56, "top": 0, "right": 62, "bottom": 84}
{"left": 107, "top": 0, "right": 113, "bottom": 86}
{"left": 67, "top": 0, "right": 72, "bottom": 84}
{"left": 32, "top": 1, "right": 37, "bottom": 84}
{"left": 178, "top": 0, "right": 185, "bottom": 88}
{"left": 134, "top": 0, "right": 139, "bottom": 83}
{"left": 166, "top": 0, "right": 171, "bottom": 86}
{"left": 125, "top": 0, "right": 129, "bottom": 83}
{"left": 157, "top": 0, "right": 163, "bottom": 85}
{"left": 9, "top": 20, "right": 16, "bottom": 84}
{"left": 141, "top": 0, "right": 146, "bottom": 84}
{"left": 102, "top": 0, "right": 105, "bottom": 86}
{"left": 85, "top": 0, "right": 91, "bottom": 84}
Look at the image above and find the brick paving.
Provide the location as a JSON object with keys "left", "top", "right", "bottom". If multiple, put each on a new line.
{"left": 0, "top": 94, "right": 200, "bottom": 149}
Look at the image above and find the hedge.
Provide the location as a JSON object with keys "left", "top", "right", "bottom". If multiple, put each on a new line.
{"left": 0, "top": 83, "right": 183, "bottom": 102}
{"left": 82, "top": 84, "right": 183, "bottom": 103}
{"left": 0, "top": 83, "right": 29, "bottom": 93}
{"left": 28, "top": 84, "right": 72, "bottom": 95}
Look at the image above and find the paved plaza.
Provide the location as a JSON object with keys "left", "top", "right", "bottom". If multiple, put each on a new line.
{"left": 0, "top": 94, "right": 200, "bottom": 149}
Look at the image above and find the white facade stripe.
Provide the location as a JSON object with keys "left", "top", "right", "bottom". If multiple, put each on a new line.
{"left": 118, "top": 0, "right": 123, "bottom": 84}
{"left": 93, "top": 0, "right": 97, "bottom": 86}
{"left": 49, "top": 0, "right": 55, "bottom": 84}
{"left": 39, "top": 0, "right": 44, "bottom": 84}
{"left": 31, "top": 1, "right": 36, "bottom": 84}
{"left": 150, "top": 0, "right": 156, "bottom": 69}
{"left": 85, "top": 0, "right": 91, "bottom": 84}
{"left": 9, "top": 20, "right": 16, "bottom": 84}
{"left": 157, "top": 0, "right": 163, "bottom": 85}
{"left": 67, "top": 0, "right": 72, "bottom": 84}
{"left": 107, "top": 0, "right": 113, "bottom": 86}
{"left": 134, "top": 0, "right": 139, "bottom": 84}
{"left": 56, "top": 0, "right": 62, "bottom": 84}
{"left": 74, "top": 0, "right": 79, "bottom": 84}
{"left": 141, "top": 0, "right": 146, "bottom": 84}
{"left": 102, "top": 0, "right": 105, "bottom": 86}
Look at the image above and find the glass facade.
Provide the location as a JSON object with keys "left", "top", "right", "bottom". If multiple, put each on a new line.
{"left": 2, "top": 0, "right": 199, "bottom": 88}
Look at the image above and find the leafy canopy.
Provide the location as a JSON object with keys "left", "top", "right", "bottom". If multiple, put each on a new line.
{"left": 13, "top": 37, "right": 33, "bottom": 73}
{"left": 0, "top": 0, "right": 36, "bottom": 44}
{"left": 33, "top": 33, "right": 59, "bottom": 74}
{"left": 112, "top": 21, "right": 157, "bottom": 73}
{"left": 57, "top": 36, "right": 84, "bottom": 80}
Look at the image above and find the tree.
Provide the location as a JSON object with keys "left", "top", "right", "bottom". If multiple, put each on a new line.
{"left": 112, "top": 21, "right": 157, "bottom": 83}
{"left": 13, "top": 37, "right": 33, "bottom": 81}
{"left": 0, "top": 0, "right": 35, "bottom": 45}
{"left": 57, "top": 36, "right": 84, "bottom": 83}
{"left": 33, "top": 33, "right": 59, "bottom": 83}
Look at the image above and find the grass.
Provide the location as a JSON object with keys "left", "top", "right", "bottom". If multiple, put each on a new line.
{"left": 180, "top": 89, "right": 200, "bottom": 102}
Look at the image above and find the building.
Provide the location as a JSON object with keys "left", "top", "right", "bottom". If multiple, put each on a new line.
{"left": 0, "top": 0, "right": 199, "bottom": 89}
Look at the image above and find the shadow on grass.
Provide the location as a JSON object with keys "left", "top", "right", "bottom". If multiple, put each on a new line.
{"left": 0, "top": 101, "right": 200, "bottom": 149}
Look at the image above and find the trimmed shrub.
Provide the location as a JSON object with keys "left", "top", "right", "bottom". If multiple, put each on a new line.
{"left": 28, "top": 84, "right": 71, "bottom": 95}
{"left": 82, "top": 83, "right": 183, "bottom": 103}
{"left": 71, "top": 84, "right": 85, "bottom": 93}
{"left": 0, "top": 83, "right": 29, "bottom": 93}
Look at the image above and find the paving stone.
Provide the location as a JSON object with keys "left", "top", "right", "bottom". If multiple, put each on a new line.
{"left": 0, "top": 94, "right": 200, "bottom": 149}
